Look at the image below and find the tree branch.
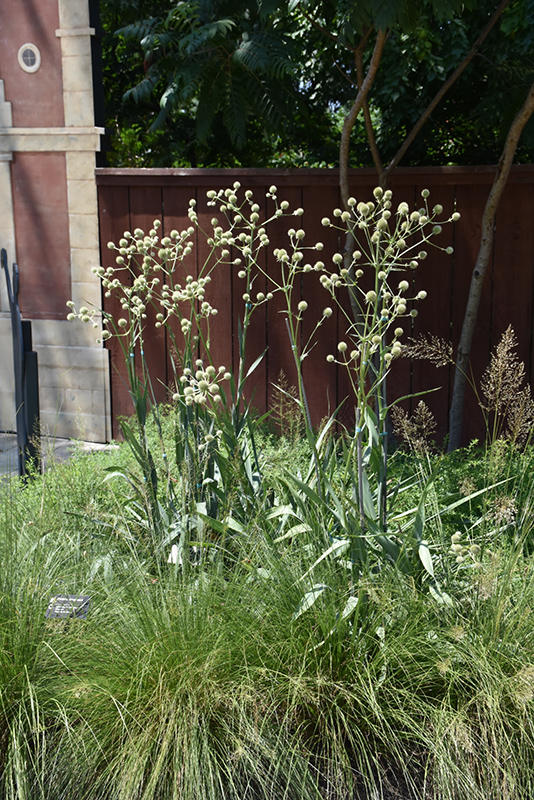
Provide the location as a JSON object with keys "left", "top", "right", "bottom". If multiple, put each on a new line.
{"left": 355, "top": 47, "right": 383, "bottom": 178}
{"left": 340, "top": 29, "right": 386, "bottom": 208}
{"left": 448, "top": 78, "right": 534, "bottom": 450}
{"left": 383, "top": 0, "right": 511, "bottom": 180}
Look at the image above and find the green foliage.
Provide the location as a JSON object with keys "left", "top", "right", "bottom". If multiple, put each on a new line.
{"left": 101, "top": 0, "right": 534, "bottom": 167}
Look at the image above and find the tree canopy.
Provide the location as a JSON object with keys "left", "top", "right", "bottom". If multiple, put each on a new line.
{"left": 100, "top": 0, "right": 534, "bottom": 169}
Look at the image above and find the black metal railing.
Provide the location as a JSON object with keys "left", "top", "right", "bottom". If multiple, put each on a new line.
{"left": 1, "top": 248, "right": 40, "bottom": 476}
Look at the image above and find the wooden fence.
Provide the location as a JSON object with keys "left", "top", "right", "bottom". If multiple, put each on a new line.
{"left": 96, "top": 165, "right": 534, "bottom": 444}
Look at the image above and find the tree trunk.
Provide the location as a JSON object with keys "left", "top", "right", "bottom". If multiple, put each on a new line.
{"left": 448, "top": 79, "right": 534, "bottom": 450}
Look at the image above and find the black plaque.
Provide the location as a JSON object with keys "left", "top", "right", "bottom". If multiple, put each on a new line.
{"left": 46, "top": 594, "right": 90, "bottom": 620}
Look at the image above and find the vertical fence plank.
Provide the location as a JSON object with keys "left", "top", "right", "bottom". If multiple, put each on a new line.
{"left": 410, "top": 182, "right": 456, "bottom": 441}
{"left": 231, "top": 182, "right": 268, "bottom": 417}
{"left": 492, "top": 182, "right": 534, "bottom": 388}
{"left": 265, "top": 186, "right": 304, "bottom": 420}
{"left": 161, "top": 185, "right": 200, "bottom": 392}
{"left": 99, "top": 184, "right": 131, "bottom": 438}
{"left": 301, "top": 183, "right": 340, "bottom": 427}
{"left": 451, "top": 183, "right": 492, "bottom": 443}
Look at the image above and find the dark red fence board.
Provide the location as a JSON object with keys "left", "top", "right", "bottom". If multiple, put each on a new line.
{"left": 97, "top": 166, "right": 534, "bottom": 445}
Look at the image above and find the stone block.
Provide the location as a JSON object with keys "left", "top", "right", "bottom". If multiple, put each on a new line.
{"left": 60, "top": 35, "right": 92, "bottom": 59}
{"left": 62, "top": 55, "right": 93, "bottom": 94}
{"left": 71, "top": 247, "right": 101, "bottom": 283}
{"left": 66, "top": 150, "right": 96, "bottom": 181}
{"left": 71, "top": 280, "right": 102, "bottom": 310}
{"left": 58, "top": 0, "right": 90, "bottom": 30}
{"left": 64, "top": 91, "right": 95, "bottom": 127}
{"left": 67, "top": 179, "right": 98, "bottom": 216}
{"left": 69, "top": 212, "right": 99, "bottom": 250}
{"left": 32, "top": 318, "right": 97, "bottom": 348}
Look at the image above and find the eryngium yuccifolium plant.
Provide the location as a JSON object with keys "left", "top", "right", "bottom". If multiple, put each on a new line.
{"left": 320, "top": 187, "right": 459, "bottom": 400}
{"left": 67, "top": 183, "right": 459, "bottom": 543}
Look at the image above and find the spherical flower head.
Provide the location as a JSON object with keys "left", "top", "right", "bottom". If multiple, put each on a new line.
{"left": 326, "top": 354, "right": 335, "bottom": 363}
{"left": 365, "top": 290, "right": 377, "bottom": 303}
{"left": 452, "top": 212, "right": 461, "bottom": 222}
{"left": 321, "top": 217, "right": 331, "bottom": 227}
{"left": 323, "top": 307, "right": 333, "bottom": 318}
{"left": 410, "top": 309, "right": 418, "bottom": 318}
{"left": 332, "top": 253, "right": 343, "bottom": 265}
{"left": 373, "top": 186, "right": 383, "bottom": 200}
{"left": 347, "top": 197, "right": 356, "bottom": 207}
{"left": 269, "top": 185, "right": 277, "bottom": 194}
{"left": 397, "top": 202, "right": 409, "bottom": 216}
{"left": 446, "top": 246, "right": 454, "bottom": 255}
{"left": 421, "top": 189, "right": 430, "bottom": 199}
{"left": 298, "top": 301, "right": 308, "bottom": 312}
{"left": 280, "top": 200, "right": 289, "bottom": 210}
{"left": 418, "top": 251, "right": 428, "bottom": 260}
{"left": 394, "top": 327, "right": 403, "bottom": 337}
{"left": 398, "top": 280, "right": 409, "bottom": 292}
{"left": 417, "top": 290, "right": 427, "bottom": 300}
{"left": 337, "top": 341, "right": 348, "bottom": 353}
{"left": 451, "top": 531, "right": 462, "bottom": 544}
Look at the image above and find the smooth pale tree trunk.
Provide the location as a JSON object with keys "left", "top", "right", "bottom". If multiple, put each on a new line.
{"left": 448, "top": 79, "right": 534, "bottom": 450}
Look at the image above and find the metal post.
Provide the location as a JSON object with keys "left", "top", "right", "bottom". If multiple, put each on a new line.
{"left": 1, "top": 248, "right": 40, "bottom": 476}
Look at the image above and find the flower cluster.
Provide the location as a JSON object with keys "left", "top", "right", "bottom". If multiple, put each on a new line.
{"left": 449, "top": 531, "right": 482, "bottom": 567}
{"left": 316, "top": 187, "right": 460, "bottom": 370}
{"left": 67, "top": 222, "right": 219, "bottom": 345}
{"left": 174, "top": 361, "right": 232, "bottom": 407}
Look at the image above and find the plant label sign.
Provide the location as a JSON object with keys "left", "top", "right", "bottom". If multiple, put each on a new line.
{"left": 46, "top": 594, "right": 90, "bottom": 620}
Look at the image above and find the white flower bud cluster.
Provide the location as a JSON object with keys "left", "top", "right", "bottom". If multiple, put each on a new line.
{"left": 177, "top": 362, "right": 231, "bottom": 406}
{"left": 449, "top": 531, "right": 482, "bottom": 567}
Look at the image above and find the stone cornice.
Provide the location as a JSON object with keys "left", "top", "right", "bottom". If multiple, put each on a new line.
{"left": 55, "top": 27, "right": 96, "bottom": 37}
{"left": 0, "top": 127, "right": 105, "bottom": 152}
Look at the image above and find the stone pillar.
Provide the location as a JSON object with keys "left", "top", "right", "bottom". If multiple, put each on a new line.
{"left": 0, "top": 0, "right": 111, "bottom": 441}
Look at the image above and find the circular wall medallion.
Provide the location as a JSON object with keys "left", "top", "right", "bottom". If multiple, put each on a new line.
{"left": 18, "top": 43, "right": 41, "bottom": 73}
